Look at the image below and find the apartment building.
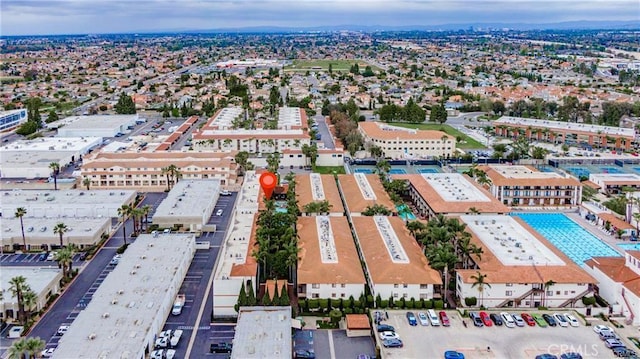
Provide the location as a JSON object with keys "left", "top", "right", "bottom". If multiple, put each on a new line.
{"left": 456, "top": 215, "right": 596, "bottom": 308}
{"left": 0, "top": 109, "right": 27, "bottom": 132}
{"left": 80, "top": 151, "right": 239, "bottom": 191}
{"left": 337, "top": 174, "right": 396, "bottom": 216}
{"left": 358, "top": 122, "right": 455, "bottom": 159}
{"left": 478, "top": 165, "right": 582, "bottom": 206}
{"left": 296, "top": 216, "right": 366, "bottom": 300}
{"left": 295, "top": 174, "right": 345, "bottom": 216}
{"left": 589, "top": 173, "right": 640, "bottom": 195}
{"left": 351, "top": 216, "right": 441, "bottom": 300}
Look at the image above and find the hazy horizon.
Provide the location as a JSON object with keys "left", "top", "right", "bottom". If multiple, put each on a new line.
{"left": 1, "top": 0, "right": 639, "bottom": 36}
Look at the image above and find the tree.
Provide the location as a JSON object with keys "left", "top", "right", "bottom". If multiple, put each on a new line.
{"left": 9, "top": 276, "right": 29, "bottom": 325}
{"left": 430, "top": 103, "right": 448, "bottom": 124}
{"left": 261, "top": 287, "right": 272, "bottom": 306}
{"left": 141, "top": 205, "right": 152, "bottom": 232}
{"left": 56, "top": 245, "right": 76, "bottom": 278}
{"left": 470, "top": 271, "right": 491, "bottom": 307}
{"left": 234, "top": 151, "right": 250, "bottom": 176}
{"left": 362, "top": 204, "right": 392, "bottom": 216}
{"left": 115, "top": 92, "right": 136, "bottom": 114}
{"left": 15, "top": 207, "right": 27, "bottom": 251}
{"left": 47, "top": 109, "right": 59, "bottom": 123}
{"left": 279, "top": 282, "right": 290, "bottom": 306}
{"left": 117, "top": 204, "right": 131, "bottom": 246}
{"left": 266, "top": 152, "right": 281, "bottom": 174}
{"left": 247, "top": 281, "right": 257, "bottom": 306}
{"left": 24, "top": 337, "right": 45, "bottom": 359}
{"left": 235, "top": 282, "right": 248, "bottom": 312}
{"left": 6, "top": 337, "right": 28, "bottom": 359}
{"left": 301, "top": 143, "right": 318, "bottom": 168}
{"left": 49, "top": 162, "right": 60, "bottom": 191}
{"left": 82, "top": 177, "right": 91, "bottom": 190}
{"left": 22, "top": 289, "right": 37, "bottom": 322}
{"left": 53, "top": 222, "right": 68, "bottom": 248}
{"left": 26, "top": 97, "right": 42, "bottom": 124}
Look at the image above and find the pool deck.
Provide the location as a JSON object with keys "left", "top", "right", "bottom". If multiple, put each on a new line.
{"left": 563, "top": 212, "right": 627, "bottom": 256}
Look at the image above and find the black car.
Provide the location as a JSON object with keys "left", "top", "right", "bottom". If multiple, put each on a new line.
{"left": 560, "top": 353, "right": 583, "bottom": 359}
{"left": 469, "top": 312, "right": 483, "bottom": 327}
{"left": 613, "top": 347, "right": 638, "bottom": 358}
{"left": 210, "top": 342, "right": 233, "bottom": 353}
{"left": 376, "top": 324, "right": 395, "bottom": 332}
{"left": 542, "top": 314, "right": 557, "bottom": 326}
{"left": 489, "top": 313, "right": 503, "bottom": 326}
{"left": 295, "top": 350, "right": 316, "bottom": 359}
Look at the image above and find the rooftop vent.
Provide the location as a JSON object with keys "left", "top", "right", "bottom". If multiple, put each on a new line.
{"left": 130, "top": 270, "right": 136, "bottom": 275}
{"left": 118, "top": 289, "right": 124, "bottom": 295}
{"left": 111, "top": 299, "right": 118, "bottom": 305}
{"left": 88, "top": 333, "right": 96, "bottom": 340}
{"left": 102, "top": 312, "right": 110, "bottom": 318}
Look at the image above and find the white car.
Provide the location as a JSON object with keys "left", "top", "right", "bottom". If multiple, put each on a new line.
{"left": 593, "top": 324, "right": 614, "bottom": 334}
{"left": 216, "top": 209, "right": 223, "bottom": 216}
{"left": 151, "top": 349, "right": 176, "bottom": 359}
{"left": 553, "top": 313, "right": 569, "bottom": 327}
{"left": 57, "top": 325, "right": 69, "bottom": 336}
{"left": 500, "top": 312, "right": 516, "bottom": 328}
{"left": 46, "top": 251, "right": 57, "bottom": 261}
{"left": 154, "top": 337, "right": 169, "bottom": 349}
{"left": 417, "top": 312, "right": 429, "bottom": 326}
{"left": 379, "top": 331, "right": 400, "bottom": 341}
{"left": 159, "top": 329, "right": 174, "bottom": 338}
{"left": 564, "top": 313, "right": 580, "bottom": 327}
{"left": 110, "top": 254, "right": 122, "bottom": 265}
{"left": 512, "top": 314, "right": 525, "bottom": 327}
{"left": 41, "top": 348, "right": 55, "bottom": 358}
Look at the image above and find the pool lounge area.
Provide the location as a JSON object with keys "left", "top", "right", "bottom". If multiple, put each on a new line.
{"left": 514, "top": 213, "right": 621, "bottom": 265}
{"left": 396, "top": 204, "right": 417, "bottom": 220}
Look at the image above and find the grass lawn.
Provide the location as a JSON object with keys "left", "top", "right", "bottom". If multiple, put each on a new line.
{"left": 390, "top": 122, "right": 486, "bottom": 149}
{"left": 313, "top": 165, "right": 346, "bottom": 175}
{"left": 285, "top": 59, "right": 379, "bottom": 72}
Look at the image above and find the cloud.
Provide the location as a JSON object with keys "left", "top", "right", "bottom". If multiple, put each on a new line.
{"left": 1, "top": 0, "right": 638, "bottom": 35}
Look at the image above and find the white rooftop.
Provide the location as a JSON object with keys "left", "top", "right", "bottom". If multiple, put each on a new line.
{"left": 52, "top": 233, "right": 196, "bottom": 359}
{"left": 488, "top": 165, "right": 566, "bottom": 179}
{"left": 231, "top": 306, "right": 292, "bottom": 359}
{"left": 277, "top": 107, "right": 302, "bottom": 128}
{"left": 47, "top": 114, "right": 138, "bottom": 130}
{"left": 495, "top": 116, "right": 636, "bottom": 138}
{"left": 316, "top": 216, "right": 338, "bottom": 263}
{"left": 153, "top": 179, "right": 221, "bottom": 219}
{"left": 0, "top": 136, "right": 102, "bottom": 152}
{"left": 211, "top": 107, "right": 245, "bottom": 129}
{"left": 589, "top": 173, "right": 640, "bottom": 182}
{"left": 354, "top": 173, "right": 376, "bottom": 200}
{"left": 0, "top": 267, "right": 61, "bottom": 305}
{"left": 422, "top": 173, "right": 490, "bottom": 202}
{"left": 461, "top": 215, "right": 566, "bottom": 266}
{"left": 1, "top": 217, "right": 109, "bottom": 243}
{"left": 1, "top": 189, "right": 136, "bottom": 218}
{"left": 374, "top": 216, "right": 409, "bottom": 264}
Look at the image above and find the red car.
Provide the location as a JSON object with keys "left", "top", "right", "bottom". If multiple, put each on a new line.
{"left": 439, "top": 311, "right": 450, "bottom": 326}
{"left": 479, "top": 311, "right": 493, "bottom": 326}
{"left": 520, "top": 313, "right": 536, "bottom": 326}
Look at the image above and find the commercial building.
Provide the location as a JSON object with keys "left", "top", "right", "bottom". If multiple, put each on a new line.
{"left": 1, "top": 217, "right": 111, "bottom": 251}
{"left": 212, "top": 171, "right": 260, "bottom": 318}
{"left": 456, "top": 215, "right": 596, "bottom": 308}
{"left": 295, "top": 174, "right": 345, "bottom": 216}
{"left": 393, "top": 173, "right": 509, "bottom": 218}
{"left": 478, "top": 165, "right": 582, "bottom": 207}
{"left": 358, "top": 122, "right": 455, "bottom": 159}
{"left": 0, "top": 137, "right": 102, "bottom": 179}
{"left": 152, "top": 179, "right": 221, "bottom": 232}
{"left": 0, "top": 109, "right": 28, "bottom": 132}
{"left": 48, "top": 114, "right": 139, "bottom": 137}
{"left": 296, "top": 216, "right": 366, "bottom": 300}
{"left": 52, "top": 233, "right": 196, "bottom": 359}
{"left": 585, "top": 251, "right": 640, "bottom": 326}
{"left": 494, "top": 116, "right": 636, "bottom": 150}
{"left": 192, "top": 107, "right": 311, "bottom": 154}
{"left": 351, "top": 216, "right": 441, "bottom": 300}
{"left": 589, "top": 173, "right": 640, "bottom": 195}
{"left": 80, "top": 151, "right": 239, "bottom": 191}
{"left": 231, "top": 306, "right": 292, "bottom": 359}
{"left": 337, "top": 174, "right": 396, "bottom": 216}
{"left": 1, "top": 267, "right": 62, "bottom": 321}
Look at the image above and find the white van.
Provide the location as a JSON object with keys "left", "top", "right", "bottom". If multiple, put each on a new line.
{"left": 427, "top": 309, "right": 440, "bottom": 326}
{"left": 8, "top": 326, "right": 24, "bottom": 338}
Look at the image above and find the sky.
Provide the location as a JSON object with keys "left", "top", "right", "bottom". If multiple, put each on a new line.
{"left": 1, "top": 0, "right": 638, "bottom": 36}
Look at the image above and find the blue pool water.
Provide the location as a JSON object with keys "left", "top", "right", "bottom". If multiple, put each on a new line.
{"left": 515, "top": 213, "right": 621, "bottom": 265}
{"left": 417, "top": 168, "right": 439, "bottom": 174}
{"left": 565, "top": 167, "right": 590, "bottom": 178}
{"left": 354, "top": 168, "right": 373, "bottom": 174}
{"left": 618, "top": 243, "right": 640, "bottom": 251}
{"left": 397, "top": 204, "right": 417, "bottom": 220}
{"left": 599, "top": 167, "right": 623, "bottom": 174}
{"left": 633, "top": 167, "right": 640, "bottom": 174}
{"left": 389, "top": 168, "right": 407, "bottom": 174}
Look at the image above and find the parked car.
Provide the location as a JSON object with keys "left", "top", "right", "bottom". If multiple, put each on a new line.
{"left": 599, "top": 331, "right": 620, "bottom": 340}
{"left": 532, "top": 313, "right": 548, "bottom": 327}
{"left": 593, "top": 325, "right": 614, "bottom": 334}
{"left": 560, "top": 353, "right": 583, "bottom": 359}
{"left": 489, "top": 313, "right": 503, "bottom": 326}
{"left": 210, "top": 342, "right": 233, "bottom": 353}
{"left": 612, "top": 347, "right": 638, "bottom": 358}
{"left": 501, "top": 312, "right": 516, "bottom": 328}
{"left": 57, "top": 325, "right": 69, "bottom": 336}
{"left": 542, "top": 314, "right": 557, "bottom": 327}
{"left": 564, "top": 313, "right": 580, "bottom": 327}
{"left": 216, "top": 209, "right": 223, "bottom": 216}
{"left": 521, "top": 313, "right": 536, "bottom": 326}
{"left": 110, "top": 254, "right": 122, "bottom": 265}
{"left": 512, "top": 313, "right": 526, "bottom": 327}
{"left": 376, "top": 324, "right": 395, "bottom": 332}
{"left": 382, "top": 339, "right": 403, "bottom": 348}
{"left": 379, "top": 331, "right": 400, "bottom": 341}
{"left": 605, "top": 339, "right": 626, "bottom": 349}
{"left": 439, "top": 311, "right": 450, "bottom": 326}
{"left": 535, "top": 355, "right": 558, "bottom": 359}
{"left": 46, "top": 251, "right": 57, "bottom": 261}
{"left": 294, "top": 349, "right": 316, "bottom": 359}
{"left": 406, "top": 312, "right": 417, "bottom": 326}
{"left": 40, "top": 348, "right": 55, "bottom": 358}
{"left": 427, "top": 309, "right": 441, "bottom": 326}
{"left": 479, "top": 312, "right": 493, "bottom": 327}
{"left": 444, "top": 351, "right": 465, "bottom": 359}
{"left": 553, "top": 313, "right": 569, "bottom": 327}
{"left": 417, "top": 312, "right": 429, "bottom": 326}
{"left": 220, "top": 190, "right": 231, "bottom": 196}
{"left": 469, "top": 312, "right": 483, "bottom": 327}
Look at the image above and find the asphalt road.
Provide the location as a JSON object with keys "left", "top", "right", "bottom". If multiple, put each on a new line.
{"left": 158, "top": 192, "right": 238, "bottom": 358}
{"left": 20, "top": 193, "right": 167, "bottom": 353}
{"left": 313, "top": 114, "right": 335, "bottom": 149}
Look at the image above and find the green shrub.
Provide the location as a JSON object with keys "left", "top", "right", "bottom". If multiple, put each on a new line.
{"left": 329, "top": 309, "right": 342, "bottom": 324}
{"left": 344, "top": 297, "right": 354, "bottom": 309}
{"left": 116, "top": 243, "right": 129, "bottom": 254}
{"left": 424, "top": 300, "right": 433, "bottom": 309}
{"left": 380, "top": 300, "right": 389, "bottom": 308}
{"left": 464, "top": 297, "right": 477, "bottom": 306}
{"left": 352, "top": 300, "right": 362, "bottom": 309}
{"left": 582, "top": 296, "right": 596, "bottom": 306}
{"left": 344, "top": 308, "right": 353, "bottom": 314}
{"left": 433, "top": 300, "right": 444, "bottom": 310}
{"left": 406, "top": 298, "right": 415, "bottom": 309}
{"left": 319, "top": 299, "right": 329, "bottom": 310}
{"left": 308, "top": 299, "right": 320, "bottom": 310}
{"left": 414, "top": 300, "right": 423, "bottom": 309}
{"left": 331, "top": 299, "right": 342, "bottom": 309}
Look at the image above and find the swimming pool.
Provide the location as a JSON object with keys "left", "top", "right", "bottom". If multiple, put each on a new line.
{"left": 599, "top": 167, "right": 623, "bottom": 174}
{"left": 515, "top": 213, "right": 621, "bottom": 265}
{"left": 397, "top": 204, "right": 417, "bottom": 220}
{"left": 389, "top": 168, "right": 407, "bottom": 174}
{"left": 565, "top": 167, "right": 590, "bottom": 178}
{"left": 417, "top": 168, "right": 439, "bottom": 174}
{"left": 618, "top": 243, "right": 640, "bottom": 251}
{"left": 633, "top": 167, "right": 640, "bottom": 174}
{"left": 354, "top": 168, "right": 373, "bottom": 174}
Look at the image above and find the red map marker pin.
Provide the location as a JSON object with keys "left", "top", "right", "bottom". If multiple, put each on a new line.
{"left": 260, "top": 172, "right": 277, "bottom": 200}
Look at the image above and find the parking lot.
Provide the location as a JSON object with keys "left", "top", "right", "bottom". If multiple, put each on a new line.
{"left": 376, "top": 310, "right": 624, "bottom": 359}
{"left": 0, "top": 252, "right": 85, "bottom": 266}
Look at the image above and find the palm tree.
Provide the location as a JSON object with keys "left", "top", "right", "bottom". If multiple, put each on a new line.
{"left": 141, "top": 205, "right": 152, "bottom": 232}
{"left": 15, "top": 207, "right": 27, "bottom": 251}
{"left": 21, "top": 290, "right": 37, "bottom": 323}
{"left": 53, "top": 222, "right": 68, "bottom": 248}
{"left": 24, "top": 337, "right": 45, "bottom": 359}
{"left": 7, "top": 338, "right": 27, "bottom": 359}
{"left": 82, "top": 177, "right": 91, "bottom": 190}
{"left": 9, "top": 276, "right": 29, "bottom": 325}
{"left": 49, "top": 162, "right": 60, "bottom": 190}
{"left": 633, "top": 212, "right": 640, "bottom": 237}
{"left": 161, "top": 166, "right": 171, "bottom": 191}
{"left": 56, "top": 245, "right": 76, "bottom": 278}
{"left": 117, "top": 204, "right": 131, "bottom": 245}
{"left": 470, "top": 271, "right": 491, "bottom": 308}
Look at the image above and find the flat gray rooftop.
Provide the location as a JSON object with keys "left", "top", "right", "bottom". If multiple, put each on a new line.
{"left": 153, "top": 179, "right": 220, "bottom": 219}
{"left": 50, "top": 114, "right": 138, "bottom": 130}
{"left": 231, "top": 306, "right": 292, "bottom": 359}
{"left": 495, "top": 116, "right": 635, "bottom": 137}
{"left": 422, "top": 173, "right": 490, "bottom": 202}
{"left": 0, "top": 267, "right": 61, "bottom": 305}
{"left": 0, "top": 217, "right": 109, "bottom": 242}
{"left": 52, "top": 233, "right": 196, "bottom": 359}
